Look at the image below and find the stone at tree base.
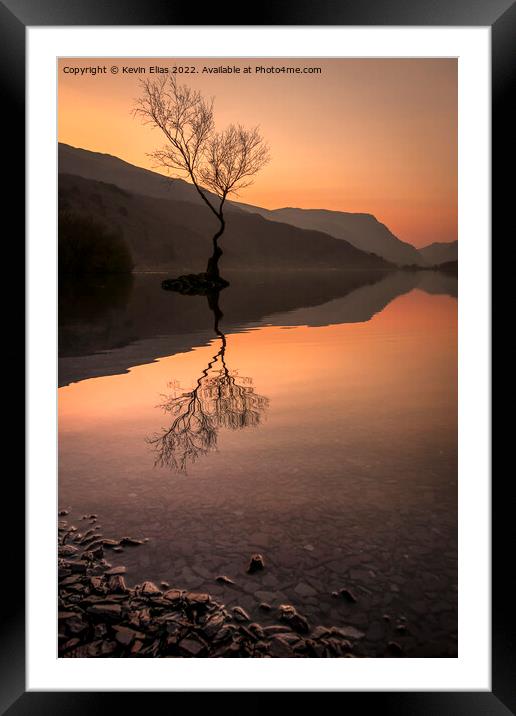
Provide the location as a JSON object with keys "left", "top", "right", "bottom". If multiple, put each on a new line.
{"left": 162, "top": 273, "right": 230, "bottom": 295}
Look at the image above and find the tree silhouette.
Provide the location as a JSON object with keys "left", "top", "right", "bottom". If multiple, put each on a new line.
{"left": 135, "top": 77, "right": 270, "bottom": 280}
{"left": 147, "top": 291, "right": 269, "bottom": 472}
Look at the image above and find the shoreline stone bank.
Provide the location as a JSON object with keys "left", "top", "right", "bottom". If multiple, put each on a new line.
{"left": 58, "top": 512, "right": 404, "bottom": 658}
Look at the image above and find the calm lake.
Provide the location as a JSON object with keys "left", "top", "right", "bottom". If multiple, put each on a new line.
{"left": 58, "top": 270, "right": 457, "bottom": 657}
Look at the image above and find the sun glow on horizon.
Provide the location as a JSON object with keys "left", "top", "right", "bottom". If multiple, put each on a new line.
{"left": 58, "top": 58, "right": 457, "bottom": 248}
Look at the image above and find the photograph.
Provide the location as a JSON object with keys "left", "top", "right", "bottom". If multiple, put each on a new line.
{"left": 57, "top": 57, "right": 458, "bottom": 659}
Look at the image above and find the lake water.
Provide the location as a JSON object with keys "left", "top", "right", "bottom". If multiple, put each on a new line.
{"left": 58, "top": 270, "right": 457, "bottom": 657}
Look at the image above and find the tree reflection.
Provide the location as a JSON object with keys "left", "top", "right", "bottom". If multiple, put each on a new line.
{"left": 148, "top": 291, "right": 269, "bottom": 472}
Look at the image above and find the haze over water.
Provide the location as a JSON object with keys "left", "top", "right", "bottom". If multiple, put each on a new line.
{"left": 58, "top": 271, "right": 457, "bottom": 657}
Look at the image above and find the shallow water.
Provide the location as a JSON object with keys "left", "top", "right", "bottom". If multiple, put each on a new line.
{"left": 58, "top": 271, "right": 457, "bottom": 657}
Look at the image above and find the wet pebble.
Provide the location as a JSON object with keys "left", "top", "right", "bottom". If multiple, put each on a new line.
{"left": 216, "top": 575, "right": 235, "bottom": 585}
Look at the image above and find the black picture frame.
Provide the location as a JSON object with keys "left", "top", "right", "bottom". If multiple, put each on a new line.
{"left": 8, "top": 0, "right": 508, "bottom": 711}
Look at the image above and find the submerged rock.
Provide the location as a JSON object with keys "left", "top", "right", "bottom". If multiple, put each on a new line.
{"left": 216, "top": 575, "right": 235, "bottom": 585}
{"left": 120, "top": 537, "right": 145, "bottom": 546}
{"left": 105, "top": 566, "right": 126, "bottom": 576}
{"left": 385, "top": 641, "right": 404, "bottom": 657}
{"left": 331, "top": 625, "right": 365, "bottom": 640}
{"left": 332, "top": 588, "right": 358, "bottom": 604}
{"left": 247, "top": 554, "right": 265, "bottom": 574}
{"left": 294, "top": 582, "right": 317, "bottom": 598}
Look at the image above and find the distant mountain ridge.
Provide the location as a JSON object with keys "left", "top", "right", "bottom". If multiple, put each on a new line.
{"left": 235, "top": 204, "right": 426, "bottom": 267}
{"left": 419, "top": 241, "right": 458, "bottom": 266}
{"left": 58, "top": 143, "right": 226, "bottom": 208}
{"left": 58, "top": 143, "right": 455, "bottom": 267}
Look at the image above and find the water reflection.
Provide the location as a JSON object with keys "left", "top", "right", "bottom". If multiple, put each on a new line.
{"left": 59, "top": 279, "right": 457, "bottom": 655}
{"left": 59, "top": 269, "right": 457, "bottom": 387}
{"left": 148, "top": 291, "right": 269, "bottom": 472}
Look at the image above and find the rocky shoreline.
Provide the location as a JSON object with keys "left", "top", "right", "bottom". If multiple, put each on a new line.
{"left": 58, "top": 512, "right": 405, "bottom": 658}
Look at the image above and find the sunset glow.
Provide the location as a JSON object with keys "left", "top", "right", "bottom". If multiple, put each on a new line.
{"left": 58, "top": 58, "right": 457, "bottom": 248}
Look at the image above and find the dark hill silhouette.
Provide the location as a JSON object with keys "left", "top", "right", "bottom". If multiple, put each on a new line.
{"left": 434, "top": 260, "right": 458, "bottom": 276}
{"left": 58, "top": 142, "right": 226, "bottom": 208}
{"left": 419, "top": 240, "right": 458, "bottom": 265}
{"left": 58, "top": 173, "right": 391, "bottom": 272}
{"left": 58, "top": 143, "right": 427, "bottom": 267}
{"left": 237, "top": 204, "right": 425, "bottom": 266}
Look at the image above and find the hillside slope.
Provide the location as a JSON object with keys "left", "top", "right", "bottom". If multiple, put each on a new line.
{"left": 59, "top": 173, "right": 393, "bottom": 272}
{"left": 419, "top": 241, "right": 458, "bottom": 265}
{"left": 58, "top": 143, "right": 424, "bottom": 266}
{"left": 236, "top": 205, "right": 425, "bottom": 266}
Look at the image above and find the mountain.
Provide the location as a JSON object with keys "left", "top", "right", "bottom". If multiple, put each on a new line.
{"left": 58, "top": 144, "right": 424, "bottom": 266}
{"left": 236, "top": 205, "right": 425, "bottom": 266}
{"left": 59, "top": 173, "right": 392, "bottom": 272}
{"left": 419, "top": 241, "right": 458, "bottom": 266}
{"left": 434, "top": 260, "right": 458, "bottom": 276}
{"left": 58, "top": 143, "right": 225, "bottom": 208}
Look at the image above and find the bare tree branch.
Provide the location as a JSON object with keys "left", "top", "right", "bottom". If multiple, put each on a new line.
{"left": 134, "top": 77, "right": 270, "bottom": 223}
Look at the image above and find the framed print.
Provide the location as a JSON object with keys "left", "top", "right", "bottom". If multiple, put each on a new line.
{"left": 7, "top": 0, "right": 509, "bottom": 710}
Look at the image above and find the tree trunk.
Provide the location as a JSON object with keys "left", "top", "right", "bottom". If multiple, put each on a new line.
{"left": 206, "top": 216, "right": 225, "bottom": 279}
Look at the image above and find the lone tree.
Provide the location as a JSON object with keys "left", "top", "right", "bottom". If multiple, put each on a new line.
{"left": 135, "top": 77, "right": 270, "bottom": 283}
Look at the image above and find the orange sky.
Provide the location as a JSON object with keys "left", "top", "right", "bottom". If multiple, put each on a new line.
{"left": 58, "top": 58, "right": 457, "bottom": 248}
